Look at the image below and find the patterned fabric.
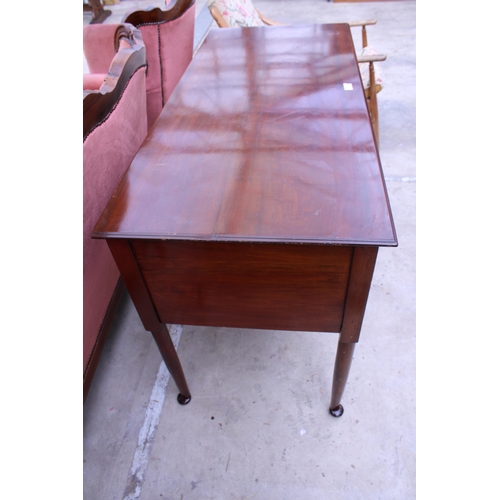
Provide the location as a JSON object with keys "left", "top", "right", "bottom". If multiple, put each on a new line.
{"left": 208, "top": 0, "right": 264, "bottom": 27}
{"left": 358, "top": 45, "right": 383, "bottom": 91}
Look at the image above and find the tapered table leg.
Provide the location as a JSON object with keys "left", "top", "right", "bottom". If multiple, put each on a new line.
{"left": 106, "top": 240, "right": 192, "bottom": 405}
{"left": 151, "top": 324, "right": 192, "bottom": 404}
{"left": 329, "top": 341, "right": 356, "bottom": 417}
{"left": 329, "top": 247, "right": 378, "bottom": 416}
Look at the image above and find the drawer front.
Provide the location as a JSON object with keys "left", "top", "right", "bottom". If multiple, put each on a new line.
{"left": 131, "top": 240, "right": 352, "bottom": 333}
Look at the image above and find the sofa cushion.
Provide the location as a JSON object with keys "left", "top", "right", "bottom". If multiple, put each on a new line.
{"left": 83, "top": 23, "right": 118, "bottom": 74}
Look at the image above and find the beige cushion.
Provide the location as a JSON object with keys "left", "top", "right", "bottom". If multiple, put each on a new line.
{"left": 208, "top": 0, "right": 264, "bottom": 27}
{"left": 358, "top": 45, "right": 383, "bottom": 91}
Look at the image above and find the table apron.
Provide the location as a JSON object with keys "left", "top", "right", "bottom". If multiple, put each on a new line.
{"left": 117, "top": 239, "right": 360, "bottom": 333}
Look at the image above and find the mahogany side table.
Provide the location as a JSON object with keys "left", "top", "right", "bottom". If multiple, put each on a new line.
{"left": 93, "top": 23, "right": 397, "bottom": 416}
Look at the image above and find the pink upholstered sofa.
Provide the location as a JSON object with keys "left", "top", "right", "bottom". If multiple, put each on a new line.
{"left": 83, "top": 23, "right": 148, "bottom": 401}
{"left": 124, "top": 0, "right": 195, "bottom": 130}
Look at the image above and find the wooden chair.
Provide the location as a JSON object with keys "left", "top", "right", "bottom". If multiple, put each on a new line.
{"left": 123, "top": 0, "right": 196, "bottom": 130}
{"left": 350, "top": 21, "right": 387, "bottom": 146}
{"left": 83, "top": 23, "right": 148, "bottom": 402}
{"left": 83, "top": 0, "right": 111, "bottom": 24}
{"left": 207, "top": 0, "right": 386, "bottom": 145}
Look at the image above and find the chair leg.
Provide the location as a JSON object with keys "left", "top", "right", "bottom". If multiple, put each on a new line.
{"left": 367, "top": 62, "right": 380, "bottom": 147}
{"left": 362, "top": 25, "right": 368, "bottom": 48}
{"left": 369, "top": 98, "right": 380, "bottom": 147}
{"left": 84, "top": 0, "right": 111, "bottom": 24}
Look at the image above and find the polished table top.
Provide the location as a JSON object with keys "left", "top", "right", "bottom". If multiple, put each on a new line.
{"left": 94, "top": 23, "right": 396, "bottom": 248}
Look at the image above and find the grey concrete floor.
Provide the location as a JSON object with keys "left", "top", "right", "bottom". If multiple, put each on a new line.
{"left": 83, "top": 1, "right": 416, "bottom": 499}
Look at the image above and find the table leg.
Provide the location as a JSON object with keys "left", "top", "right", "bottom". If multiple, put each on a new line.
{"left": 328, "top": 246, "right": 378, "bottom": 417}
{"left": 151, "top": 324, "right": 192, "bottom": 404}
{"left": 107, "top": 240, "right": 192, "bottom": 404}
{"left": 329, "top": 341, "right": 356, "bottom": 417}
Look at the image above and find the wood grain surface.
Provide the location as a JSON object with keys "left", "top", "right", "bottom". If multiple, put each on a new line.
{"left": 131, "top": 239, "right": 352, "bottom": 331}
{"left": 93, "top": 24, "right": 396, "bottom": 247}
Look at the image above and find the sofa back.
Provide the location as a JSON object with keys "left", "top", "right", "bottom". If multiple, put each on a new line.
{"left": 124, "top": 0, "right": 195, "bottom": 130}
